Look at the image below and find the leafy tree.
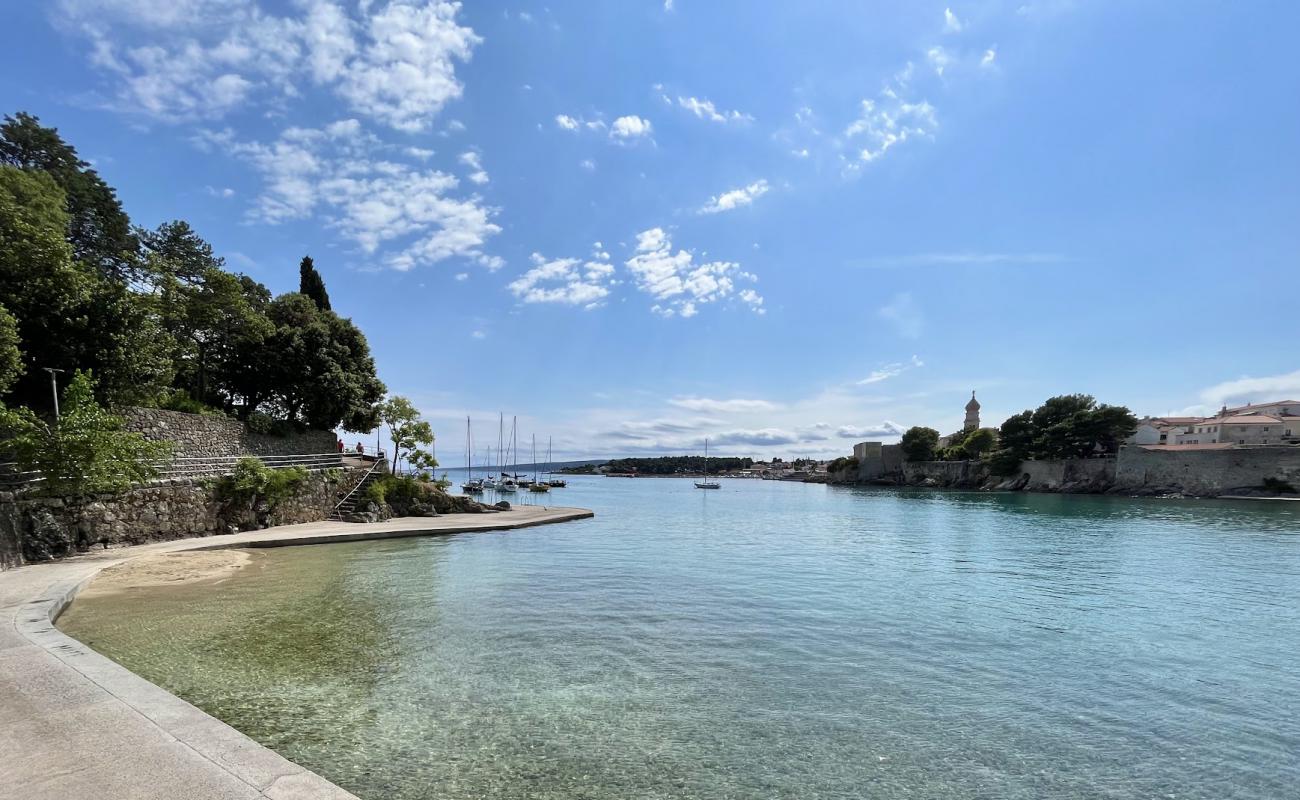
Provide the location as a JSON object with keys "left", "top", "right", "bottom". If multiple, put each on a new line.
{"left": 0, "top": 113, "right": 138, "bottom": 282}
{"left": 298, "top": 255, "right": 331, "bottom": 311}
{"left": 139, "top": 220, "right": 222, "bottom": 285}
{"left": 0, "top": 303, "right": 22, "bottom": 395}
{"left": 900, "top": 426, "right": 940, "bottom": 462}
{"left": 263, "top": 293, "right": 384, "bottom": 430}
{"left": 379, "top": 396, "right": 433, "bottom": 471}
{"left": 996, "top": 411, "right": 1035, "bottom": 458}
{"left": 0, "top": 370, "right": 170, "bottom": 496}
{"left": 960, "top": 427, "right": 997, "bottom": 458}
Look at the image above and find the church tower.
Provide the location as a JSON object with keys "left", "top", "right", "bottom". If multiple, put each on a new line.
{"left": 964, "top": 391, "right": 981, "bottom": 431}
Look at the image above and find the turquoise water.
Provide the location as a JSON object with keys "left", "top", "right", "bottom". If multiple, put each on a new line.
{"left": 59, "top": 478, "right": 1300, "bottom": 799}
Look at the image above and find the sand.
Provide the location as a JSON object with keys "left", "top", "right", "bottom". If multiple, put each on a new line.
{"left": 78, "top": 549, "right": 260, "bottom": 598}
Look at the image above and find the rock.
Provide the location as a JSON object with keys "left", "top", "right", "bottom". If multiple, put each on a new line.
{"left": 494, "top": 500, "right": 511, "bottom": 511}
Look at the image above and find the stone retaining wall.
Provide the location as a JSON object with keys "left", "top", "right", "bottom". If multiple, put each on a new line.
{"left": 121, "top": 407, "right": 337, "bottom": 460}
{"left": 0, "top": 466, "right": 369, "bottom": 568}
{"left": 1114, "top": 445, "right": 1300, "bottom": 495}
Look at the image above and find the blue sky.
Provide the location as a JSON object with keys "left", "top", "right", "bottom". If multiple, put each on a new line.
{"left": 3, "top": 1, "right": 1298, "bottom": 461}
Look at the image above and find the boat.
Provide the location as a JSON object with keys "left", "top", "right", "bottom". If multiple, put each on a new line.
{"left": 499, "top": 415, "right": 519, "bottom": 492}
{"left": 545, "top": 437, "right": 566, "bottom": 487}
{"left": 460, "top": 416, "right": 484, "bottom": 494}
{"left": 529, "top": 434, "right": 550, "bottom": 492}
{"left": 695, "top": 438, "right": 721, "bottom": 490}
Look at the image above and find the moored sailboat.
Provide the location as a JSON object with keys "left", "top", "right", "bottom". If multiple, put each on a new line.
{"left": 695, "top": 438, "right": 721, "bottom": 490}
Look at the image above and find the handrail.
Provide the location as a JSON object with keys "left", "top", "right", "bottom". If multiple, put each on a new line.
{"left": 330, "top": 459, "right": 384, "bottom": 519}
{"left": 0, "top": 452, "right": 366, "bottom": 490}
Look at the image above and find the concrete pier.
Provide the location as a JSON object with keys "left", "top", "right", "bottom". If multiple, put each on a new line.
{"left": 0, "top": 507, "right": 593, "bottom": 800}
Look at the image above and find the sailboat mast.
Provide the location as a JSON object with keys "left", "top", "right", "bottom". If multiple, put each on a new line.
{"left": 465, "top": 416, "right": 472, "bottom": 480}
{"left": 498, "top": 413, "right": 504, "bottom": 476}
{"left": 532, "top": 434, "right": 537, "bottom": 482}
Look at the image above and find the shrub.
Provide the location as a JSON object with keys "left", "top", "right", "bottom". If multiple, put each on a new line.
{"left": 826, "top": 456, "right": 859, "bottom": 474}
{"left": 0, "top": 370, "right": 171, "bottom": 496}
{"left": 217, "top": 456, "right": 307, "bottom": 509}
{"left": 155, "top": 389, "right": 227, "bottom": 417}
{"left": 987, "top": 449, "right": 1023, "bottom": 476}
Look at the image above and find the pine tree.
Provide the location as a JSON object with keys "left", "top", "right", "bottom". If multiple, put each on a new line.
{"left": 298, "top": 255, "right": 331, "bottom": 311}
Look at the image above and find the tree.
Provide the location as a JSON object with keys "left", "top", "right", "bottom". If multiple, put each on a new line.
{"left": 900, "top": 426, "right": 940, "bottom": 462}
{"left": 0, "top": 370, "right": 170, "bottom": 496}
{"left": 298, "top": 255, "right": 331, "bottom": 311}
{"left": 262, "top": 293, "right": 384, "bottom": 430}
{"left": 379, "top": 396, "right": 433, "bottom": 472}
{"left": 959, "top": 427, "right": 997, "bottom": 458}
{"left": 996, "top": 410, "right": 1035, "bottom": 458}
{"left": 991, "top": 396, "right": 1137, "bottom": 465}
{"left": 0, "top": 303, "right": 22, "bottom": 396}
{"left": 139, "top": 220, "right": 223, "bottom": 286}
{"left": 0, "top": 113, "right": 138, "bottom": 283}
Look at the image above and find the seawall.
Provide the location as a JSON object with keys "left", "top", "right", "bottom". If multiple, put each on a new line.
{"left": 835, "top": 445, "right": 1300, "bottom": 498}
{"left": 122, "top": 407, "right": 337, "bottom": 459}
{"left": 0, "top": 466, "right": 370, "bottom": 570}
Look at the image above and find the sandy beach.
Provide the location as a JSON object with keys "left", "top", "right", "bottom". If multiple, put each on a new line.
{"left": 76, "top": 549, "right": 261, "bottom": 598}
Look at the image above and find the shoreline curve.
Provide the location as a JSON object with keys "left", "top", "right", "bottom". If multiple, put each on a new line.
{"left": 0, "top": 506, "right": 594, "bottom": 800}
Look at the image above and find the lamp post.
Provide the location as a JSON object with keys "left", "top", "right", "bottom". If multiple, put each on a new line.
{"left": 42, "top": 368, "right": 65, "bottom": 421}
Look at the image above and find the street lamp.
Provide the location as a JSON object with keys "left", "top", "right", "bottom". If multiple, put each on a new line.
{"left": 42, "top": 368, "right": 65, "bottom": 421}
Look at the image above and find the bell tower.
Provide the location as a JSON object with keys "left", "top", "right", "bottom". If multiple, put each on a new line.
{"left": 964, "top": 391, "right": 981, "bottom": 431}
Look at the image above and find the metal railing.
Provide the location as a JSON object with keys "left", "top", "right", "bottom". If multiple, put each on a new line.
{"left": 0, "top": 451, "right": 384, "bottom": 491}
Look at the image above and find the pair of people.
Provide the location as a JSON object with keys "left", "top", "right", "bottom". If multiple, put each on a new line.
{"left": 337, "top": 439, "right": 365, "bottom": 455}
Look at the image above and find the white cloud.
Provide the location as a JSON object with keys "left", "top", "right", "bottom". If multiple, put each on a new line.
{"left": 507, "top": 250, "right": 615, "bottom": 308}
{"left": 458, "top": 149, "right": 488, "bottom": 184}
{"left": 1198, "top": 370, "right": 1300, "bottom": 408}
{"left": 579, "top": 158, "right": 596, "bottom": 171}
{"left": 858, "top": 355, "right": 924, "bottom": 384}
{"left": 837, "top": 422, "right": 906, "bottom": 438}
{"left": 943, "top": 8, "right": 963, "bottom": 33}
{"left": 712, "top": 428, "right": 800, "bottom": 446}
{"left": 610, "top": 115, "right": 652, "bottom": 139}
{"left": 699, "top": 179, "right": 769, "bottom": 215}
{"left": 454, "top": 272, "right": 469, "bottom": 281}
{"left": 676, "top": 96, "right": 753, "bottom": 124}
{"left": 981, "top": 47, "right": 997, "bottom": 67}
{"left": 625, "top": 228, "right": 765, "bottom": 316}
{"left": 664, "top": 0, "right": 673, "bottom": 10}
{"left": 555, "top": 113, "right": 580, "bottom": 131}
{"left": 205, "top": 185, "right": 235, "bottom": 198}
{"left": 926, "top": 46, "right": 953, "bottom": 77}
{"left": 202, "top": 120, "right": 500, "bottom": 272}
{"left": 669, "top": 397, "right": 780, "bottom": 413}
{"left": 55, "top": 0, "right": 481, "bottom": 131}
{"left": 471, "top": 329, "right": 486, "bottom": 339}
{"left": 843, "top": 93, "right": 937, "bottom": 166}
{"left": 405, "top": 146, "right": 435, "bottom": 159}
{"left": 878, "top": 292, "right": 924, "bottom": 339}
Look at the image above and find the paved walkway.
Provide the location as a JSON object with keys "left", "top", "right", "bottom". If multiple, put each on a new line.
{"left": 0, "top": 506, "right": 594, "bottom": 799}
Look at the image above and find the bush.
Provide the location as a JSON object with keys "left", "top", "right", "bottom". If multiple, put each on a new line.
{"left": 0, "top": 370, "right": 171, "bottom": 496}
{"left": 154, "top": 389, "right": 227, "bottom": 417}
{"left": 217, "top": 456, "right": 307, "bottom": 509}
{"left": 826, "top": 456, "right": 859, "bottom": 474}
{"left": 364, "top": 474, "right": 434, "bottom": 507}
{"left": 987, "top": 449, "right": 1023, "bottom": 476}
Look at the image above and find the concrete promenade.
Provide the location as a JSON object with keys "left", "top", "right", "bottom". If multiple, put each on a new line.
{"left": 0, "top": 506, "right": 594, "bottom": 799}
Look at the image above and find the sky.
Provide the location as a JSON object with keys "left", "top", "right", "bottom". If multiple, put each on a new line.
{"left": 3, "top": 1, "right": 1298, "bottom": 463}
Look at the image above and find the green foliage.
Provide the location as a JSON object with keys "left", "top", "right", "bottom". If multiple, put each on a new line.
{"left": 601, "top": 455, "right": 754, "bottom": 475}
{"left": 900, "top": 426, "right": 940, "bottom": 462}
{"left": 379, "top": 396, "right": 434, "bottom": 470}
{"left": 0, "top": 112, "right": 385, "bottom": 433}
{"left": 0, "top": 112, "right": 138, "bottom": 282}
{"left": 990, "top": 395, "right": 1138, "bottom": 466}
{"left": 298, "top": 255, "right": 332, "bottom": 311}
{"left": 155, "top": 388, "right": 227, "bottom": 416}
{"left": 960, "top": 427, "right": 997, "bottom": 458}
{"left": 0, "top": 302, "right": 21, "bottom": 395}
{"left": 0, "top": 370, "right": 170, "bottom": 496}
{"left": 217, "top": 456, "right": 307, "bottom": 509}
{"left": 987, "top": 448, "right": 1024, "bottom": 476}
{"left": 826, "top": 456, "right": 859, "bottom": 474}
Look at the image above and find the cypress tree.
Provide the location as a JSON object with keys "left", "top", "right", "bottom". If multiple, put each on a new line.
{"left": 298, "top": 255, "right": 331, "bottom": 311}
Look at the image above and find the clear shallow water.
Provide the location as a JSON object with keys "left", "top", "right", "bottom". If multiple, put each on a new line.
{"left": 59, "top": 478, "right": 1300, "bottom": 799}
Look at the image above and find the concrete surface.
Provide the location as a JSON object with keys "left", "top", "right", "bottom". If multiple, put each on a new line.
{"left": 0, "top": 506, "right": 594, "bottom": 799}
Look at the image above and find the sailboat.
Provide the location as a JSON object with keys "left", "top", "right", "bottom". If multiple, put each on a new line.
{"left": 461, "top": 416, "right": 483, "bottom": 494}
{"left": 529, "top": 433, "right": 551, "bottom": 492}
{"left": 546, "top": 436, "right": 567, "bottom": 487}
{"left": 499, "top": 415, "right": 518, "bottom": 492}
{"left": 480, "top": 444, "right": 497, "bottom": 489}
{"left": 695, "top": 438, "right": 721, "bottom": 489}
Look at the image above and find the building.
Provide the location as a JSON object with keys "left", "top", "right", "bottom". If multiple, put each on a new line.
{"left": 1131, "top": 416, "right": 1202, "bottom": 445}
{"left": 964, "top": 391, "right": 980, "bottom": 431}
{"left": 1175, "top": 414, "right": 1293, "bottom": 446}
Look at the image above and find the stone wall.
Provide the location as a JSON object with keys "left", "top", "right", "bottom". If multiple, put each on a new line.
{"left": 1114, "top": 445, "right": 1300, "bottom": 495}
{"left": 0, "top": 466, "right": 369, "bottom": 568}
{"left": 121, "top": 407, "right": 338, "bottom": 460}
